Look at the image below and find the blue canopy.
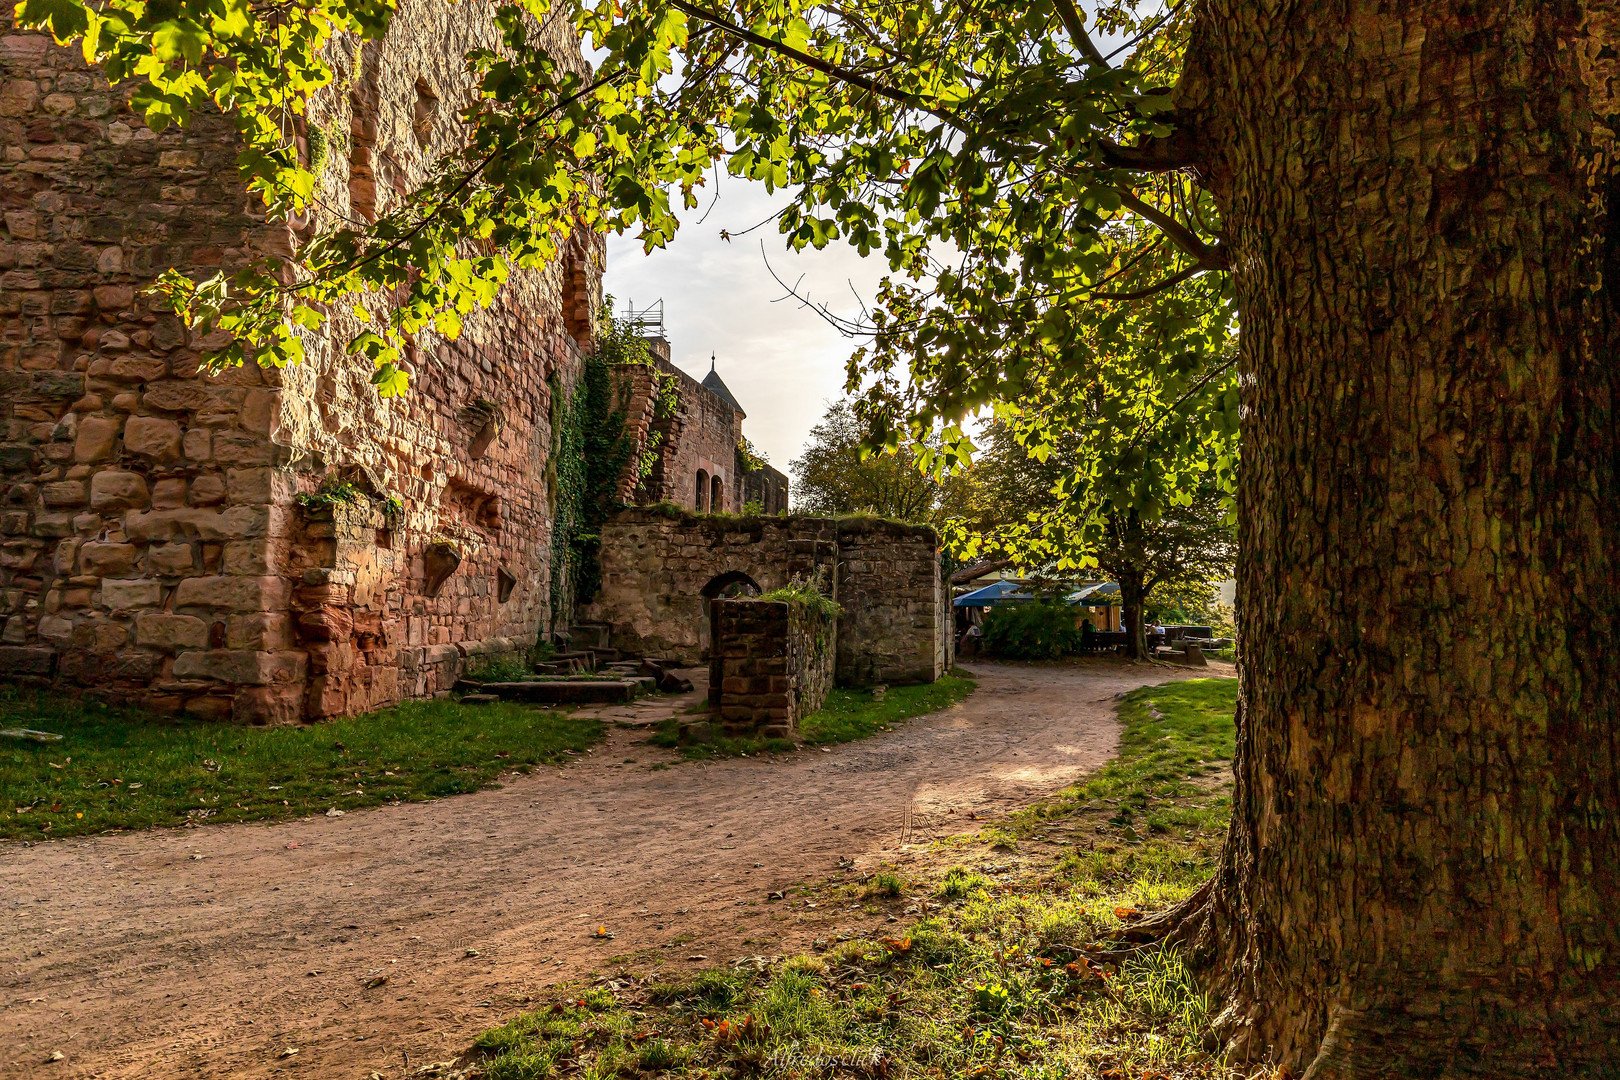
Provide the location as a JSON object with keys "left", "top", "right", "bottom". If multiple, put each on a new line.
{"left": 953, "top": 580, "right": 1036, "bottom": 608}
{"left": 1070, "top": 581, "right": 1121, "bottom": 605}
{"left": 954, "top": 579, "right": 1123, "bottom": 608}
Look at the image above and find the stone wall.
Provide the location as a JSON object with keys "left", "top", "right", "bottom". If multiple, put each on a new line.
{"left": 583, "top": 507, "right": 944, "bottom": 686}
{"left": 0, "top": 1, "right": 603, "bottom": 722}
{"left": 651, "top": 356, "right": 741, "bottom": 513}
{"left": 738, "top": 459, "right": 789, "bottom": 515}
{"left": 834, "top": 519, "right": 950, "bottom": 686}
{"left": 706, "top": 597, "right": 833, "bottom": 734}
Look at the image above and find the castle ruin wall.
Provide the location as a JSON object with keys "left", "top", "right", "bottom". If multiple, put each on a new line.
{"left": 0, "top": 0, "right": 602, "bottom": 722}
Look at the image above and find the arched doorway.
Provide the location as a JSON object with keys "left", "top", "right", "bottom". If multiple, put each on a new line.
{"left": 695, "top": 469, "right": 709, "bottom": 512}
{"left": 711, "top": 474, "right": 724, "bottom": 514}
{"left": 701, "top": 570, "right": 761, "bottom": 600}
{"left": 699, "top": 571, "right": 761, "bottom": 657}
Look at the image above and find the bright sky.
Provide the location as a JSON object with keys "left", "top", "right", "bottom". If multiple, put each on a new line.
{"left": 600, "top": 7, "right": 1145, "bottom": 471}
{"left": 603, "top": 180, "right": 886, "bottom": 471}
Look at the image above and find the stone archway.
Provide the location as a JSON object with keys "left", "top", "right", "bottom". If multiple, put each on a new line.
{"left": 699, "top": 571, "right": 762, "bottom": 655}
{"left": 701, "top": 571, "right": 761, "bottom": 600}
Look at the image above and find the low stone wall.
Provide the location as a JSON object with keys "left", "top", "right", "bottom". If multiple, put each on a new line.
{"left": 583, "top": 507, "right": 943, "bottom": 685}
{"left": 708, "top": 597, "right": 834, "bottom": 734}
{"left": 834, "top": 519, "right": 947, "bottom": 686}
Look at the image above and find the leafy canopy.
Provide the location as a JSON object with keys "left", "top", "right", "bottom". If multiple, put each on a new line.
{"left": 790, "top": 400, "right": 974, "bottom": 527}
{"left": 15, "top": 0, "right": 1235, "bottom": 524}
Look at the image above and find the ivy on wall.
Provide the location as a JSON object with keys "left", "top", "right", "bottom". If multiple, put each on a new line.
{"left": 548, "top": 312, "right": 674, "bottom": 631}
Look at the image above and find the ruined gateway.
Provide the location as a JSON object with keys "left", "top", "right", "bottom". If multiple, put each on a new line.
{"left": 0, "top": 2, "right": 942, "bottom": 723}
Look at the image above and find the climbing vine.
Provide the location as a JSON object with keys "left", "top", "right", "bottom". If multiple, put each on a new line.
{"left": 737, "top": 436, "right": 768, "bottom": 473}
{"left": 548, "top": 311, "right": 667, "bottom": 624}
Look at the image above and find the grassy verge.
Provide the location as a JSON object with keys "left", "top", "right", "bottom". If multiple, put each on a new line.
{"left": 470, "top": 677, "right": 1239, "bottom": 1080}
{"left": 0, "top": 689, "right": 603, "bottom": 841}
{"left": 648, "top": 674, "right": 978, "bottom": 760}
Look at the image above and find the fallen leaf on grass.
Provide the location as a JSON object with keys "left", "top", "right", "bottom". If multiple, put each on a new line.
{"left": 46, "top": 1050, "right": 65, "bottom": 1062}
{"left": 1113, "top": 906, "right": 1143, "bottom": 922}
{"left": 592, "top": 926, "right": 615, "bottom": 939}
{"left": 325, "top": 808, "right": 345, "bottom": 818}
{"left": 685, "top": 954, "right": 708, "bottom": 961}
{"left": 883, "top": 937, "right": 912, "bottom": 953}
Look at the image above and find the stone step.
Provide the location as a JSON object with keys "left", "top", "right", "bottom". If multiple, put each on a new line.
{"left": 570, "top": 623, "right": 613, "bottom": 650}
{"left": 457, "top": 679, "right": 641, "bottom": 704}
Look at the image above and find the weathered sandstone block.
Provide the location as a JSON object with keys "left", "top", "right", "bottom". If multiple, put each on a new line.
{"left": 123, "top": 415, "right": 182, "bottom": 460}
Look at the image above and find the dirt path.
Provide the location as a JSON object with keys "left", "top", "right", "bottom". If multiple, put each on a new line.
{"left": 1, "top": 659, "right": 1228, "bottom": 1079}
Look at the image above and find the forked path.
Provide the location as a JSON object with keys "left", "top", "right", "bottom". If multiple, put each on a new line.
{"left": 1, "top": 660, "right": 1227, "bottom": 1080}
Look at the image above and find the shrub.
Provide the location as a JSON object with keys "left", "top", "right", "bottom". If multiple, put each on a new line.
{"left": 759, "top": 580, "right": 841, "bottom": 619}
{"left": 978, "top": 601, "right": 1082, "bottom": 660}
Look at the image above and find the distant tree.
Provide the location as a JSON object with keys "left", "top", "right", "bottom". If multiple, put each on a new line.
{"left": 967, "top": 419, "right": 1233, "bottom": 659}
{"left": 790, "top": 401, "right": 972, "bottom": 527}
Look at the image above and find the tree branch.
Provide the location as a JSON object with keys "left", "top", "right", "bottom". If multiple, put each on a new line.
{"left": 668, "top": 0, "right": 966, "bottom": 132}
{"left": 1050, "top": 0, "right": 1110, "bottom": 68}
{"left": 1097, "top": 126, "right": 1203, "bottom": 173}
{"left": 1113, "top": 186, "right": 1227, "bottom": 269}
{"left": 1090, "top": 261, "right": 1204, "bottom": 301}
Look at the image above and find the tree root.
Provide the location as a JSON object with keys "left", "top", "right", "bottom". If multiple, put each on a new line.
{"left": 1109, "top": 876, "right": 1214, "bottom": 948}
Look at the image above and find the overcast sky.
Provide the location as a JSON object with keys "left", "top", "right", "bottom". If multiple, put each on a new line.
{"left": 601, "top": 9, "right": 1144, "bottom": 472}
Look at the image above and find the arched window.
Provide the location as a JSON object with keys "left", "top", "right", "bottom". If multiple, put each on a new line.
{"left": 696, "top": 469, "right": 709, "bottom": 512}
{"left": 711, "top": 475, "right": 724, "bottom": 514}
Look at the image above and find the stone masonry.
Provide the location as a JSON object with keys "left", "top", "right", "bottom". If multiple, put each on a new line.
{"left": 583, "top": 507, "right": 949, "bottom": 686}
{"left": 707, "top": 596, "right": 834, "bottom": 734}
{"left": 614, "top": 335, "right": 789, "bottom": 515}
{"left": 0, "top": 0, "right": 603, "bottom": 722}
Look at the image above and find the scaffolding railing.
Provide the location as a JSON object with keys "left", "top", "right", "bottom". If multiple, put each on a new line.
{"left": 620, "top": 298, "right": 665, "bottom": 338}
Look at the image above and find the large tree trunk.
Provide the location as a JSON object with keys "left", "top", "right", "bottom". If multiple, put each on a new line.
{"left": 1170, "top": 2, "right": 1620, "bottom": 1073}
{"left": 1118, "top": 571, "right": 1149, "bottom": 659}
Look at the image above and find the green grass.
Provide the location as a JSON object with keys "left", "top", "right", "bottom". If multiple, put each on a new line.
{"left": 468, "top": 675, "right": 1239, "bottom": 1080}
{"left": 799, "top": 675, "right": 976, "bottom": 745}
{"left": 1016, "top": 677, "right": 1236, "bottom": 833}
{"left": 648, "top": 675, "right": 977, "bottom": 760}
{"left": 463, "top": 654, "right": 539, "bottom": 682}
{"left": 472, "top": 894, "right": 1218, "bottom": 1080}
{"left": 0, "top": 688, "right": 602, "bottom": 840}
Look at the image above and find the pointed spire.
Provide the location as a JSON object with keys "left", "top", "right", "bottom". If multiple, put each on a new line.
{"left": 710, "top": 351, "right": 717, "bottom": 374}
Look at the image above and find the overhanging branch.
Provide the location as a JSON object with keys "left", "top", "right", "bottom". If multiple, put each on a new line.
{"left": 1098, "top": 124, "right": 1203, "bottom": 173}
{"left": 1090, "top": 261, "right": 1206, "bottom": 301}
{"left": 667, "top": 0, "right": 969, "bottom": 134}
{"left": 1113, "top": 186, "right": 1227, "bottom": 269}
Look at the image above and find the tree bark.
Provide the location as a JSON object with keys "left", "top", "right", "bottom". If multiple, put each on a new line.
{"left": 1171, "top": 1, "right": 1620, "bottom": 1073}
{"left": 1118, "top": 571, "right": 1149, "bottom": 659}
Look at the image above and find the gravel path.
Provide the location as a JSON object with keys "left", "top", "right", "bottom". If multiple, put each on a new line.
{"left": 0, "top": 659, "right": 1227, "bottom": 1079}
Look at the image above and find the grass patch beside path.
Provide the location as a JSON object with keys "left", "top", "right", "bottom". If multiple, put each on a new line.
{"left": 650, "top": 674, "right": 977, "bottom": 760}
{"left": 799, "top": 674, "right": 976, "bottom": 746}
{"left": 0, "top": 689, "right": 602, "bottom": 841}
{"left": 470, "top": 675, "right": 1239, "bottom": 1080}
